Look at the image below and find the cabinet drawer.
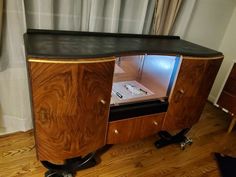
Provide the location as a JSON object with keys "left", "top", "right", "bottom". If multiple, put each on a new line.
{"left": 107, "top": 113, "right": 165, "bottom": 144}
{"left": 218, "top": 91, "right": 236, "bottom": 114}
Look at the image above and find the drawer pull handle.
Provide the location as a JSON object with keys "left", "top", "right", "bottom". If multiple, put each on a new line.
{"left": 114, "top": 129, "right": 119, "bottom": 134}
{"left": 153, "top": 121, "right": 158, "bottom": 126}
{"left": 100, "top": 99, "right": 106, "bottom": 105}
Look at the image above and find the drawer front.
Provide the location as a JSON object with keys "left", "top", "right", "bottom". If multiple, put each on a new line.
{"left": 140, "top": 113, "right": 164, "bottom": 138}
{"left": 107, "top": 113, "right": 165, "bottom": 144}
{"left": 217, "top": 91, "right": 236, "bottom": 114}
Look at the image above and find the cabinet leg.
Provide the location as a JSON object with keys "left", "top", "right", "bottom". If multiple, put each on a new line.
{"left": 155, "top": 128, "right": 193, "bottom": 150}
{"left": 228, "top": 116, "right": 236, "bottom": 133}
{"left": 42, "top": 152, "right": 97, "bottom": 177}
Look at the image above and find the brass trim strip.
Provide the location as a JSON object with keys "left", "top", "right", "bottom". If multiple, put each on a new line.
{"left": 182, "top": 55, "right": 224, "bottom": 60}
{"left": 28, "top": 57, "right": 116, "bottom": 64}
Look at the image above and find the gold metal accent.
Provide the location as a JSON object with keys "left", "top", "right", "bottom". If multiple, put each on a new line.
{"left": 183, "top": 55, "right": 223, "bottom": 60}
{"left": 114, "top": 129, "right": 119, "bottom": 134}
{"left": 100, "top": 99, "right": 106, "bottom": 105}
{"left": 153, "top": 121, "right": 158, "bottom": 126}
{"left": 28, "top": 57, "right": 115, "bottom": 64}
{"left": 179, "top": 89, "right": 184, "bottom": 94}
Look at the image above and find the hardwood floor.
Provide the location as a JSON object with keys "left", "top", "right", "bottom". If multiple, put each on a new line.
{"left": 0, "top": 103, "right": 236, "bottom": 177}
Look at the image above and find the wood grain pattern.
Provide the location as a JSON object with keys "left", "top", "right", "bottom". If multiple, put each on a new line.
{"left": 0, "top": 103, "right": 235, "bottom": 177}
{"left": 163, "top": 57, "right": 223, "bottom": 130}
{"left": 228, "top": 116, "right": 236, "bottom": 133}
{"left": 28, "top": 58, "right": 115, "bottom": 163}
{"left": 107, "top": 113, "right": 164, "bottom": 144}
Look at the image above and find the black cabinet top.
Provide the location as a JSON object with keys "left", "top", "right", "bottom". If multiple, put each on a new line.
{"left": 24, "top": 29, "right": 222, "bottom": 60}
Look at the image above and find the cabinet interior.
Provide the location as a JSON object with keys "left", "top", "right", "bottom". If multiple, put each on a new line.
{"left": 109, "top": 55, "right": 181, "bottom": 121}
{"left": 111, "top": 55, "right": 180, "bottom": 106}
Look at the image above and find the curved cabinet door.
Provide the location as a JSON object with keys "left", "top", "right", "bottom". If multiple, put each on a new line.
{"left": 28, "top": 58, "right": 115, "bottom": 163}
{"left": 163, "top": 57, "right": 222, "bottom": 130}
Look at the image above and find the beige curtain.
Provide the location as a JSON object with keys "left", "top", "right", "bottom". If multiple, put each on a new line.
{"left": 0, "top": 0, "right": 3, "bottom": 49}
{"left": 24, "top": 0, "right": 156, "bottom": 34}
{"left": 151, "top": 0, "right": 182, "bottom": 35}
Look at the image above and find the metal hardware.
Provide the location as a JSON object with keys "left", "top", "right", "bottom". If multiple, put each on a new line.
{"left": 28, "top": 57, "right": 115, "bottom": 64}
{"left": 179, "top": 89, "right": 184, "bottom": 94}
{"left": 180, "top": 137, "right": 193, "bottom": 150}
{"left": 153, "top": 121, "right": 158, "bottom": 126}
{"left": 100, "top": 99, "right": 106, "bottom": 105}
{"left": 114, "top": 129, "right": 119, "bottom": 134}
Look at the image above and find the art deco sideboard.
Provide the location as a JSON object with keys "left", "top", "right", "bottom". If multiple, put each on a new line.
{"left": 24, "top": 29, "right": 223, "bottom": 166}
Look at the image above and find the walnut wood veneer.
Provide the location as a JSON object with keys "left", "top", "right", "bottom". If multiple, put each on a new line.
{"left": 163, "top": 57, "right": 222, "bottom": 130}
{"left": 24, "top": 29, "right": 223, "bottom": 165}
{"left": 28, "top": 58, "right": 115, "bottom": 163}
{"left": 107, "top": 113, "right": 165, "bottom": 144}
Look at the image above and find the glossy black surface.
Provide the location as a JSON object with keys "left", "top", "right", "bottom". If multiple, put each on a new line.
{"left": 109, "top": 99, "right": 168, "bottom": 121}
{"left": 24, "top": 29, "right": 222, "bottom": 59}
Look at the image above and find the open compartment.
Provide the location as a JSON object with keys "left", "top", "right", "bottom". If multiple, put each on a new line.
{"left": 109, "top": 55, "right": 181, "bottom": 121}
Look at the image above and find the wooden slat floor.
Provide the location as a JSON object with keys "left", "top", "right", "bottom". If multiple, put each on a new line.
{"left": 0, "top": 103, "right": 236, "bottom": 177}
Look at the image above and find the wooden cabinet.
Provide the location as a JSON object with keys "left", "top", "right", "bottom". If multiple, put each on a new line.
{"left": 28, "top": 58, "right": 115, "bottom": 163}
{"left": 163, "top": 57, "right": 222, "bottom": 130}
{"left": 24, "top": 29, "right": 223, "bottom": 164}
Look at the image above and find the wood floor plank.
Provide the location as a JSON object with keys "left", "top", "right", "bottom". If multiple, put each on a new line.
{"left": 0, "top": 103, "right": 235, "bottom": 177}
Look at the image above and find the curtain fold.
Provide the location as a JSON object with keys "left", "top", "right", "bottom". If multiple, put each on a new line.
{"left": 24, "top": 0, "right": 156, "bottom": 34}
{"left": 0, "top": 0, "right": 3, "bottom": 49}
{"left": 151, "top": 0, "right": 182, "bottom": 35}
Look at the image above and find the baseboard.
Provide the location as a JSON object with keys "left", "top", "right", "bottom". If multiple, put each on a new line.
{"left": 207, "top": 94, "right": 216, "bottom": 104}
{"left": 0, "top": 115, "right": 32, "bottom": 135}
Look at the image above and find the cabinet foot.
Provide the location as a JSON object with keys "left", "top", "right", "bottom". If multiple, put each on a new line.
{"left": 42, "top": 152, "right": 97, "bottom": 177}
{"left": 155, "top": 129, "right": 192, "bottom": 150}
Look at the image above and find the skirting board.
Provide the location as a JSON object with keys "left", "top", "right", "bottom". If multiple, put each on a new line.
{"left": 208, "top": 94, "right": 216, "bottom": 103}
{"left": 0, "top": 115, "right": 32, "bottom": 135}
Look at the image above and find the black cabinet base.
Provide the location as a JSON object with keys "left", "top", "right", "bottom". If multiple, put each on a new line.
{"left": 42, "top": 153, "right": 97, "bottom": 177}
{"left": 155, "top": 129, "right": 192, "bottom": 150}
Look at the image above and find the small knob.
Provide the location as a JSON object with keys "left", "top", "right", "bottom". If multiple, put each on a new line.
{"left": 179, "top": 89, "right": 184, "bottom": 94}
{"left": 114, "top": 129, "right": 119, "bottom": 134}
{"left": 100, "top": 99, "right": 106, "bottom": 105}
{"left": 153, "top": 121, "right": 158, "bottom": 126}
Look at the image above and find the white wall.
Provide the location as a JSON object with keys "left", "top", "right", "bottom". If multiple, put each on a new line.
{"left": 174, "top": 0, "right": 236, "bottom": 102}
{"left": 183, "top": 0, "right": 236, "bottom": 50}
{"left": 211, "top": 7, "right": 236, "bottom": 103}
